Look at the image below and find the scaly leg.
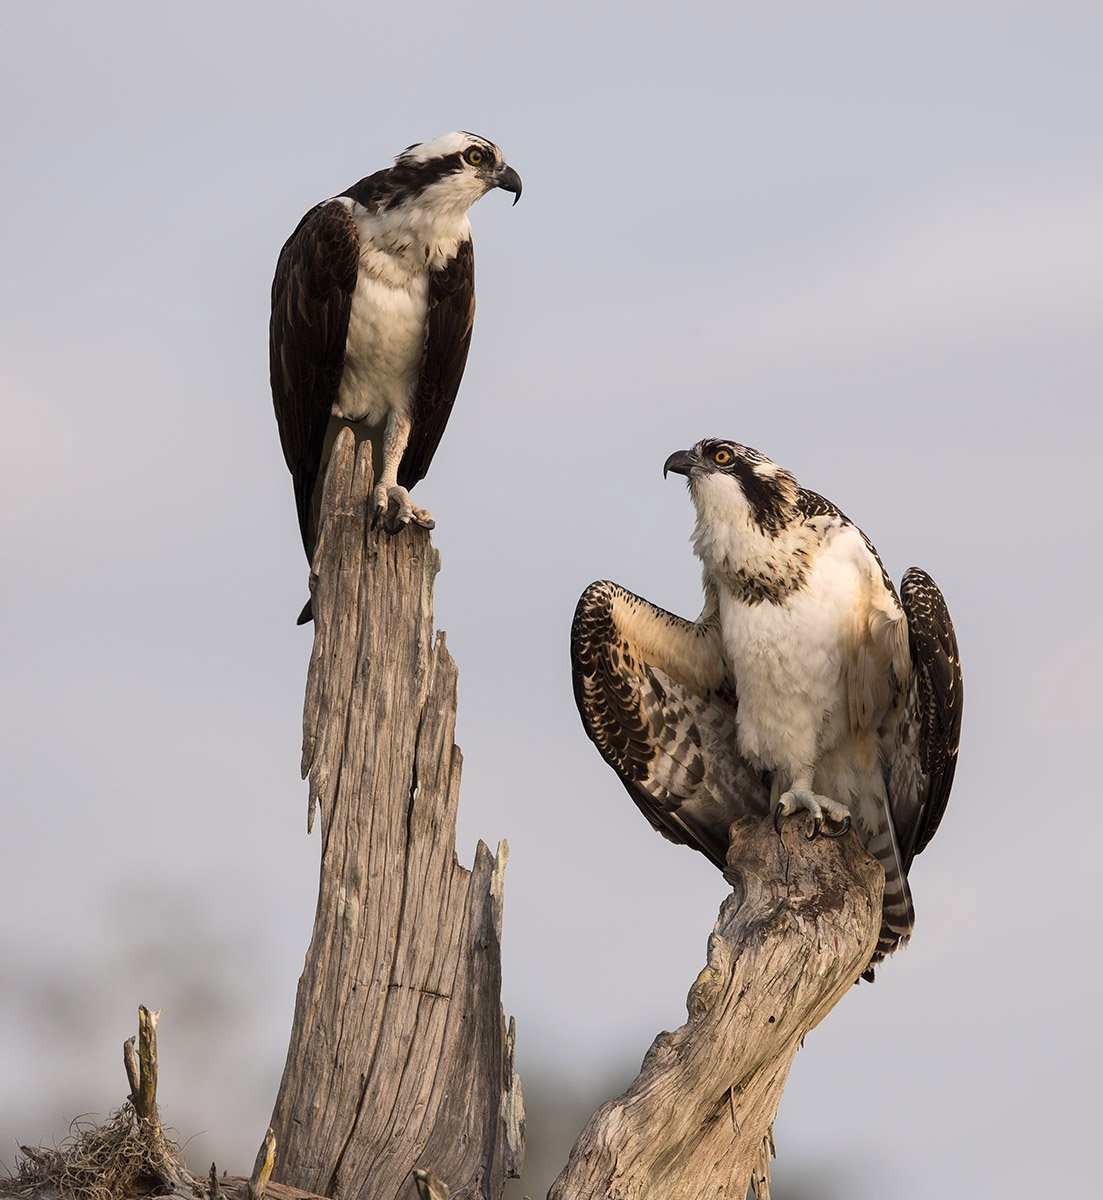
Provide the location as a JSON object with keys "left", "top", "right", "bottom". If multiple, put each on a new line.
{"left": 772, "top": 775, "right": 852, "bottom": 840}
{"left": 372, "top": 411, "right": 435, "bottom": 534}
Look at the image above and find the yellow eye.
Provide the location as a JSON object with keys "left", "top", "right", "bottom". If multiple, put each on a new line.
{"left": 713, "top": 448, "right": 732, "bottom": 465}
{"left": 465, "top": 147, "right": 484, "bottom": 166}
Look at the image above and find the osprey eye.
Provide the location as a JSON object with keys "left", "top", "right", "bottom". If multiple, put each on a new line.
{"left": 465, "top": 147, "right": 485, "bottom": 166}
{"left": 713, "top": 448, "right": 732, "bottom": 465}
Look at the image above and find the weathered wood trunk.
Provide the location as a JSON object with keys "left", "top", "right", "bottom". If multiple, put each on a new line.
{"left": 269, "top": 429, "right": 523, "bottom": 1200}
{"left": 549, "top": 817, "right": 883, "bottom": 1200}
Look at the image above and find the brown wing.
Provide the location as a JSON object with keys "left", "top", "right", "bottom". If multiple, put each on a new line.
{"left": 571, "top": 580, "right": 769, "bottom": 868}
{"left": 397, "top": 239, "right": 475, "bottom": 489}
{"left": 892, "top": 567, "right": 963, "bottom": 867}
{"left": 269, "top": 200, "right": 359, "bottom": 559}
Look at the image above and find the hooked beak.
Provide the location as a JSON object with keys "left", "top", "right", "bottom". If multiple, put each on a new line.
{"left": 663, "top": 449, "right": 698, "bottom": 479}
{"left": 494, "top": 163, "right": 523, "bottom": 205}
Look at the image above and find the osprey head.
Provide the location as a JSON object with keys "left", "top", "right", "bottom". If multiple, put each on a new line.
{"left": 664, "top": 439, "right": 798, "bottom": 536}
{"left": 393, "top": 131, "right": 522, "bottom": 210}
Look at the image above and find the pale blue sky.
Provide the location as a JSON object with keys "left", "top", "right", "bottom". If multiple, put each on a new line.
{"left": 2, "top": 3, "right": 1101, "bottom": 1197}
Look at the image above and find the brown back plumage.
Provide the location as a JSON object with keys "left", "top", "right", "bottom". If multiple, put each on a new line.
{"left": 269, "top": 200, "right": 359, "bottom": 559}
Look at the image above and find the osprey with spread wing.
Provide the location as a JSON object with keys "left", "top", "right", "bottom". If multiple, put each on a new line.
{"left": 571, "top": 439, "right": 962, "bottom": 970}
{"left": 270, "top": 132, "right": 521, "bottom": 621}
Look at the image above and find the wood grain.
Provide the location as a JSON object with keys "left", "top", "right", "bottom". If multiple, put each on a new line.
{"left": 549, "top": 816, "right": 883, "bottom": 1199}
{"left": 269, "top": 429, "right": 523, "bottom": 1200}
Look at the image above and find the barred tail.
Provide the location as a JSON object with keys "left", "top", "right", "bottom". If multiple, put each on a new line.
{"left": 862, "top": 797, "right": 915, "bottom": 972}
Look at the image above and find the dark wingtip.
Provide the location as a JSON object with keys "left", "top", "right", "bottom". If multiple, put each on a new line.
{"left": 296, "top": 598, "right": 314, "bottom": 625}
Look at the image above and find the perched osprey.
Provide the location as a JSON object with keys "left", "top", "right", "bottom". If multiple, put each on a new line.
{"left": 270, "top": 132, "right": 521, "bottom": 621}
{"left": 572, "top": 440, "right": 962, "bottom": 969}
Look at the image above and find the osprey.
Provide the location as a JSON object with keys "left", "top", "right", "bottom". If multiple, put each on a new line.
{"left": 270, "top": 132, "right": 521, "bottom": 621}
{"left": 571, "top": 440, "right": 962, "bottom": 970}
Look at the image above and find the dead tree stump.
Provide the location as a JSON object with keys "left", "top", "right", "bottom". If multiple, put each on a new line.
{"left": 549, "top": 816, "right": 883, "bottom": 1200}
{"left": 268, "top": 429, "right": 523, "bottom": 1200}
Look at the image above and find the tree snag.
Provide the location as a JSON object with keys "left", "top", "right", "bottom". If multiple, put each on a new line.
{"left": 549, "top": 816, "right": 883, "bottom": 1200}
{"left": 268, "top": 429, "right": 523, "bottom": 1200}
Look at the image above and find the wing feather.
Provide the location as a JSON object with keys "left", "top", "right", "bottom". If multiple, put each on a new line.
{"left": 571, "top": 581, "right": 768, "bottom": 868}
{"left": 398, "top": 239, "right": 475, "bottom": 489}
{"left": 894, "top": 567, "right": 963, "bottom": 865}
{"left": 269, "top": 200, "right": 359, "bottom": 558}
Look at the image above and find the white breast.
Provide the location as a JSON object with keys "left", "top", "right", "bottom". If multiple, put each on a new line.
{"left": 719, "top": 523, "right": 872, "bottom": 780}
{"left": 336, "top": 267, "right": 428, "bottom": 426}
{"left": 331, "top": 196, "right": 470, "bottom": 428}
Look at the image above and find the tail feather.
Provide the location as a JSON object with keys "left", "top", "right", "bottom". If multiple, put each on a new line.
{"left": 858, "top": 794, "right": 914, "bottom": 968}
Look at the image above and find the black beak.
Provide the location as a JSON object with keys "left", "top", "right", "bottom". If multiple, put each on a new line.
{"left": 495, "top": 164, "right": 523, "bottom": 205}
{"left": 663, "top": 449, "right": 697, "bottom": 478}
